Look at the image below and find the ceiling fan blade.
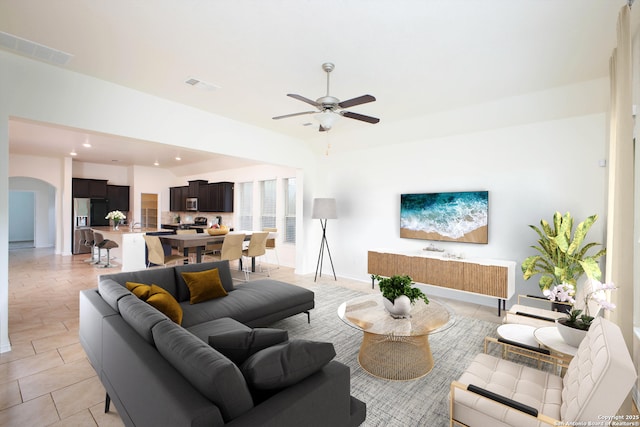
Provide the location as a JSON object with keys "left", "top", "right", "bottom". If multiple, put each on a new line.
{"left": 341, "top": 111, "right": 380, "bottom": 124}
{"left": 287, "top": 94, "right": 320, "bottom": 108}
{"left": 338, "top": 94, "right": 376, "bottom": 109}
{"left": 272, "top": 111, "right": 316, "bottom": 120}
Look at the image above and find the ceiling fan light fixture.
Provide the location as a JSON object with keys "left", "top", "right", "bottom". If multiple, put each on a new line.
{"left": 315, "top": 111, "right": 339, "bottom": 130}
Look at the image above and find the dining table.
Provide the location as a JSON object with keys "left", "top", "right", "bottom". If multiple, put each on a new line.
{"left": 159, "top": 231, "right": 275, "bottom": 270}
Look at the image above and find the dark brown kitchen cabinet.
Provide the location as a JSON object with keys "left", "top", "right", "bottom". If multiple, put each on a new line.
{"left": 170, "top": 181, "right": 233, "bottom": 212}
{"left": 198, "top": 184, "right": 212, "bottom": 212}
{"left": 204, "top": 182, "right": 234, "bottom": 212}
{"left": 170, "top": 186, "right": 188, "bottom": 212}
{"left": 72, "top": 178, "right": 108, "bottom": 198}
{"left": 188, "top": 180, "right": 208, "bottom": 197}
{"left": 107, "top": 185, "right": 130, "bottom": 212}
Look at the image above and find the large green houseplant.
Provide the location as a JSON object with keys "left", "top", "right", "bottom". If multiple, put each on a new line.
{"left": 521, "top": 211, "right": 606, "bottom": 293}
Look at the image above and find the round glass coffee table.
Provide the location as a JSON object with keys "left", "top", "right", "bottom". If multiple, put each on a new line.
{"left": 337, "top": 294, "right": 454, "bottom": 381}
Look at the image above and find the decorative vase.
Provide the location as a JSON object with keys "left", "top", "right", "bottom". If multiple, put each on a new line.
{"left": 382, "top": 295, "right": 412, "bottom": 318}
{"left": 556, "top": 319, "right": 588, "bottom": 347}
{"left": 113, "top": 220, "right": 120, "bottom": 230}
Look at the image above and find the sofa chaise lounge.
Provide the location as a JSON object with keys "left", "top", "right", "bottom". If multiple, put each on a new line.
{"left": 79, "top": 260, "right": 366, "bottom": 427}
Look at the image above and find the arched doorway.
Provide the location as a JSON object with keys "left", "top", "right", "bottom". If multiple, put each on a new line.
{"left": 8, "top": 177, "right": 56, "bottom": 249}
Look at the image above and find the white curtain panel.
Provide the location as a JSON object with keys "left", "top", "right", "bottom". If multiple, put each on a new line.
{"left": 605, "top": 4, "right": 633, "bottom": 347}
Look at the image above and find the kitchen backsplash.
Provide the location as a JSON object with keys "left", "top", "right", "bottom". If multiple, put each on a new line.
{"left": 161, "top": 211, "right": 234, "bottom": 228}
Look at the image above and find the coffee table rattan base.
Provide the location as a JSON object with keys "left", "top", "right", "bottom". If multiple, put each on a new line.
{"left": 358, "top": 332, "right": 434, "bottom": 380}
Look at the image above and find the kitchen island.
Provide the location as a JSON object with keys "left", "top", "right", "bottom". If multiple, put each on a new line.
{"left": 91, "top": 227, "right": 173, "bottom": 271}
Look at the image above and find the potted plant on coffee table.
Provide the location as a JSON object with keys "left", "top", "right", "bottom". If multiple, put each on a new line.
{"left": 372, "top": 274, "right": 429, "bottom": 318}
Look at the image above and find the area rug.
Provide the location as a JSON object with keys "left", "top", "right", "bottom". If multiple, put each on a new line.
{"left": 269, "top": 284, "right": 507, "bottom": 427}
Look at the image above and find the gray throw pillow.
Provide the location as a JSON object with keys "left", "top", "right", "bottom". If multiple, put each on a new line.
{"left": 240, "top": 340, "right": 336, "bottom": 390}
{"left": 209, "top": 328, "right": 289, "bottom": 365}
{"left": 152, "top": 320, "right": 254, "bottom": 421}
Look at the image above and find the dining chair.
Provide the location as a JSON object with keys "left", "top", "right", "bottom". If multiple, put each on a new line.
{"left": 209, "top": 233, "right": 247, "bottom": 281}
{"left": 93, "top": 231, "right": 119, "bottom": 268}
{"left": 176, "top": 229, "right": 197, "bottom": 234}
{"left": 242, "top": 231, "right": 270, "bottom": 278}
{"left": 263, "top": 227, "right": 280, "bottom": 269}
{"left": 143, "top": 235, "right": 188, "bottom": 268}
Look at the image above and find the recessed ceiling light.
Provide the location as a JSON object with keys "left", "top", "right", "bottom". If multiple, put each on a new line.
{"left": 70, "top": 150, "right": 77, "bottom": 156}
{"left": 175, "top": 156, "right": 181, "bottom": 161}
{"left": 154, "top": 161, "right": 160, "bottom": 166}
{"left": 83, "top": 143, "right": 91, "bottom": 148}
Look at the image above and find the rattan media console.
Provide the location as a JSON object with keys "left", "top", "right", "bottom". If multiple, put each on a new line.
{"left": 367, "top": 250, "right": 516, "bottom": 316}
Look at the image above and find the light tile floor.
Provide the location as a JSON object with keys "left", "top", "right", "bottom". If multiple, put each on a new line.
{"left": 2, "top": 247, "right": 502, "bottom": 426}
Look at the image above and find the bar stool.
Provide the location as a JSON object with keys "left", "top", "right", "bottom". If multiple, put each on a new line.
{"left": 82, "top": 229, "right": 98, "bottom": 264}
{"left": 94, "top": 232, "right": 119, "bottom": 268}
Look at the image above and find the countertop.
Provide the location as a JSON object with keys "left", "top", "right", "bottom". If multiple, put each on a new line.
{"left": 91, "top": 226, "right": 173, "bottom": 234}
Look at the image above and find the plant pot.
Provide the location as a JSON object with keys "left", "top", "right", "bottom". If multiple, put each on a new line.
{"left": 382, "top": 295, "right": 412, "bottom": 318}
{"left": 556, "top": 319, "right": 588, "bottom": 347}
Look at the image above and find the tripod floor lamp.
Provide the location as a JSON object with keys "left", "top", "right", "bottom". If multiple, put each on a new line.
{"left": 312, "top": 198, "right": 337, "bottom": 282}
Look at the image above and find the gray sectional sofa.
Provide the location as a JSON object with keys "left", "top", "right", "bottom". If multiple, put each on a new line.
{"left": 79, "top": 260, "right": 366, "bottom": 427}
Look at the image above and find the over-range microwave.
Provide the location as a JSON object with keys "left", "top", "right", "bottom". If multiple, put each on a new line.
{"left": 186, "top": 197, "right": 198, "bottom": 211}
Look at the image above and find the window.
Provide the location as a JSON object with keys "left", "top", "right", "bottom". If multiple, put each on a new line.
{"left": 260, "top": 179, "right": 276, "bottom": 229}
{"left": 238, "top": 182, "right": 253, "bottom": 231}
{"left": 283, "top": 178, "right": 296, "bottom": 243}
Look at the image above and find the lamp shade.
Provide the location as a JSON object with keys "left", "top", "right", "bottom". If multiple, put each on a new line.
{"left": 312, "top": 198, "right": 337, "bottom": 219}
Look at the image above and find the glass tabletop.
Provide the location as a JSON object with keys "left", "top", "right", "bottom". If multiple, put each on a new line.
{"left": 337, "top": 293, "right": 455, "bottom": 337}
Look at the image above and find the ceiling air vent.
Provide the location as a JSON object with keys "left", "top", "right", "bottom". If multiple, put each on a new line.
{"left": 185, "top": 77, "right": 219, "bottom": 91}
{"left": 0, "top": 31, "right": 73, "bottom": 66}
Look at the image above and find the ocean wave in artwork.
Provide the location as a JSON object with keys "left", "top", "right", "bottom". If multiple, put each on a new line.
{"left": 400, "top": 192, "right": 488, "bottom": 239}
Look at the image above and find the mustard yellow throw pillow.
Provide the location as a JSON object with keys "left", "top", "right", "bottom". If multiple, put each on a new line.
{"left": 181, "top": 268, "right": 228, "bottom": 304}
{"left": 126, "top": 282, "right": 151, "bottom": 299}
{"left": 126, "top": 282, "right": 183, "bottom": 325}
{"left": 146, "top": 285, "right": 183, "bottom": 325}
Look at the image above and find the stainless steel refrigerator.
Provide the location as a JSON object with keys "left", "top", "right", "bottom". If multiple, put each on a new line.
{"left": 73, "top": 198, "right": 91, "bottom": 254}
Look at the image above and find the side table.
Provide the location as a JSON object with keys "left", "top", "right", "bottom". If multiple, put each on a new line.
{"left": 534, "top": 326, "right": 577, "bottom": 373}
{"left": 496, "top": 324, "right": 538, "bottom": 347}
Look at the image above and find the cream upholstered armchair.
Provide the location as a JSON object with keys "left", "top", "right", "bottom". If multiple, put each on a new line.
{"left": 503, "top": 294, "right": 569, "bottom": 328}
{"left": 450, "top": 317, "right": 636, "bottom": 427}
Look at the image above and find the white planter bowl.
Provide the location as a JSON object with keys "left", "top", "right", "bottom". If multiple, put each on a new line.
{"left": 556, "top": 319, "right": 588, "bottom": 347}
{"left": 382, "top": 295, "right": 412, "bottom": 318}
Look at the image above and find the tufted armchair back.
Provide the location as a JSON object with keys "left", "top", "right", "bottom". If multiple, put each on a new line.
{"left": 561, "top": 317, "right": 636, "bottom": 422}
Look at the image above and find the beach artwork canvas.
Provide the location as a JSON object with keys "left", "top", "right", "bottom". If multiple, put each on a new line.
{"left": 400, "top": 191, "right": 489, "bottom": 244}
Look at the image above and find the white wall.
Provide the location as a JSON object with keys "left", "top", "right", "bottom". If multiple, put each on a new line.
{"left": 10, "top": 155, "right": 66, "bottom": 251}
{"left": 324, "top": 113, "right": 608, "bottom": 307}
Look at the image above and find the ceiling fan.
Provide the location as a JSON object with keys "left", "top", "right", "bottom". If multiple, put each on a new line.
{"left": 272, "top": 62, "right": 380, "bottom": 132}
